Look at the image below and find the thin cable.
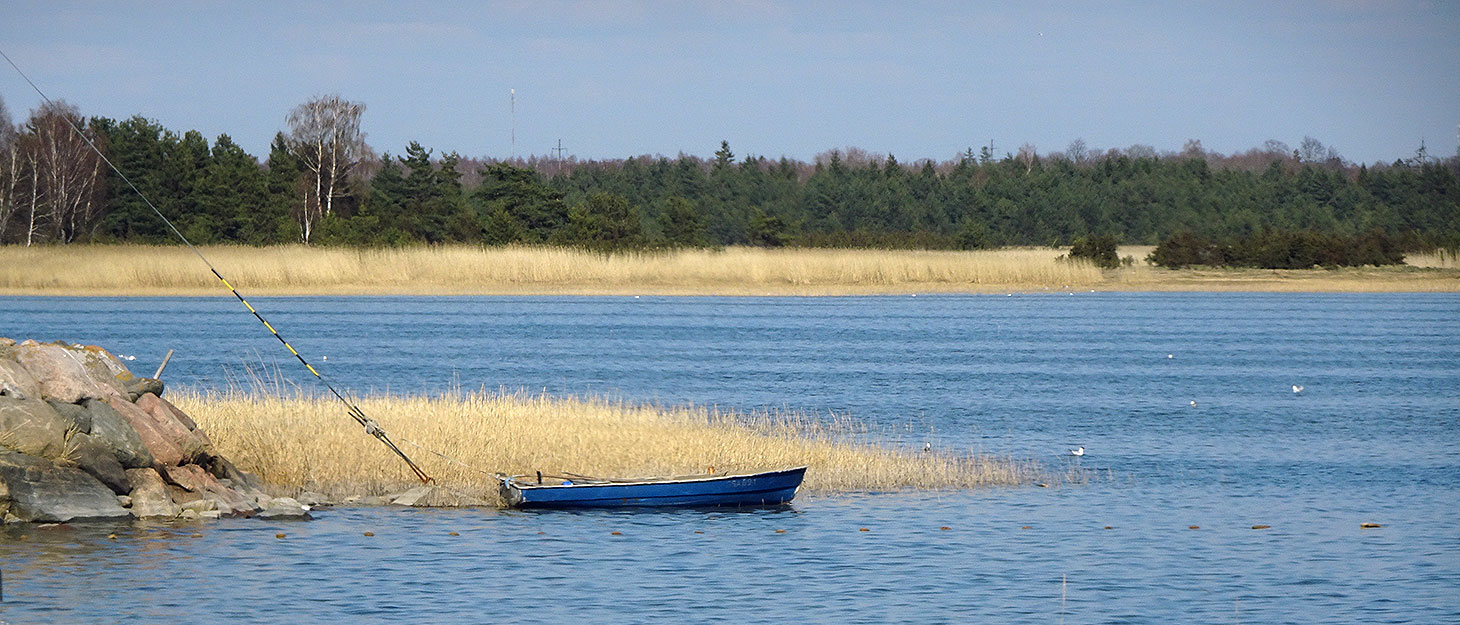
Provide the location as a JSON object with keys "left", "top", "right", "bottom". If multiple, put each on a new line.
{"left": 0, "top": 48, "right": 433, "bottom": 484}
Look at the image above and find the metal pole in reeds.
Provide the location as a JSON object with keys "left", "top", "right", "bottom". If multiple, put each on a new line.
{"left": 153, "top": 349, "right": 174, "bottom": 379}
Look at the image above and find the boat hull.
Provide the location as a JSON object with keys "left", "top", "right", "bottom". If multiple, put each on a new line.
{"left": 501, "top": 467, "right": 807, "bottom": 509}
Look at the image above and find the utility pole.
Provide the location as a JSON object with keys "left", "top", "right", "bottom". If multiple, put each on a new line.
{"left": 552, "top": 139, "right": 566, "bottom": 177}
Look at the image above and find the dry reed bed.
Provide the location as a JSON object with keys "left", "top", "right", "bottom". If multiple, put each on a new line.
{"left": 0, "top": 245, "right": 1102, "bottom": 295}
{"left": 170, "top": 390, "right": 1043, "bottom": 505}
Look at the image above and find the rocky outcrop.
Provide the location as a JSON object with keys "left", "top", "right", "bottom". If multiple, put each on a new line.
{"left": 0, "top": 339, "right": 293, "bottom": 523}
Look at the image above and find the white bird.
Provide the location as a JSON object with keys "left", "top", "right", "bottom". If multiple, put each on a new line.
{"left": 1190, "top": 400, "right": 1198, "bottom": 407}
{"left": 321, "top": 355, "right": 328, "bottom": 361}
{"left": 1167, "top": 354, "right": 1174, "bottom": 359}
{"left": 923, "top": 442, "right": 932, "bottom": 453}
{"left": 1292, "top": 385, "right": 1304, "bottom": 394}
{"left": 1069, "top": 446, "right": 1085, "bottom": 456}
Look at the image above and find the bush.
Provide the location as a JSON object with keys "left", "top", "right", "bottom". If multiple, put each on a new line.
{"left": 1069, "top": 234, "right": 1120, "bottom": 268}
{"left": 1149, "top": 229, "right": 1407, "bottom": 269}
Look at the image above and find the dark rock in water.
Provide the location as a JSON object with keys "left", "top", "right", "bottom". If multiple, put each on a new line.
{"left": 106, "top": 397, "right": 186, "bottom": 466}
{"left": 66, "top": 433, "right": 132, "bottom": 495}
{"left": 0, "top": 359, "right": 42, "bottom": 400}
{"left": 124, "top": 377, "right": 165, "bottom": 402}
{"left": 125, "top": 468, "right": 180, "bottom": 518}
{"left": 82, "top": 399, "right": 154, "bottom": 469}
{"left": 0, "top": 397, "right": 72, "bottom": 459}
{"left": 46, "top": 399, "right": 92, "bottom": 434}
{"left": 0, "top": 449, "right": 130, "bottom": 522}
{"left": 257, "top": 496, "right": 311, "bottom": 520}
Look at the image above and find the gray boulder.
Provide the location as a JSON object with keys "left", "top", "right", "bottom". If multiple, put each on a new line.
{"left": 257, "top": 496, "right": 312, "bottom": 520}
{"left": 45, "top": 399, "right": 92, "bottom": 434}
{"left": 83, "top": 399, "right": 154, "bottom": 469}
{"left": 0, "top": 449, "right": 130, "bottom": 522}
{"left": 0, "top": 359, "right": 42, "bottom": 400}
{"left": 123, "top": 377, "right": 165, "bottom": 402}
{"left": 0, "top": 397, "right": 72, "bottom": 459}
{"left": 124, "top": 468, "right": 180, "bottom": 518}
{"left": 66, "top": 432, "right": 132, "bottom": 495}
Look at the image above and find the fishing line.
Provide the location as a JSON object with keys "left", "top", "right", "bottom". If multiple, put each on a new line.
{"left": 0, "top": 48, "right": 433, "bottom": 484}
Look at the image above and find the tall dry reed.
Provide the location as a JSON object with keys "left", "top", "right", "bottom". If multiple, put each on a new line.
{"left": 171, "top": 389, "right": 1045, "bottom": 504}
{"left": 0, "top": 244, "right": 1102, "bottom": 295}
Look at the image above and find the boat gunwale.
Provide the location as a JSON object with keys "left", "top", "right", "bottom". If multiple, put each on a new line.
{"left": 500, "top": 466, "right": 808, "bottom": 491}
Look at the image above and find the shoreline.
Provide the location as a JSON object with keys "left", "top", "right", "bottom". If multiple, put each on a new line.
{"left": 1, "top": 244, "right": 1456, "bottom": 296}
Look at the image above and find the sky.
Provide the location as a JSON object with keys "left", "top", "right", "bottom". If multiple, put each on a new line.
{"left": 1, "top": 1, "right": 1456, "bottom": 165}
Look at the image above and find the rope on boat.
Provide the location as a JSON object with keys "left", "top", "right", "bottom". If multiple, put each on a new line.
{"left": 0, "top": 48, "right": 434, "bottom": 485}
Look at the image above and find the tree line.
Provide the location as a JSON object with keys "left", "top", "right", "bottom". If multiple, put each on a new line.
{"left": 2, "top": 95, "right": 1457, "bottom": 252}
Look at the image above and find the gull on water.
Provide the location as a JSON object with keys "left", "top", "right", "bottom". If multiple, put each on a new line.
{"left": 923, "top": 442, "right": 932, "bottom": 453}
{"left": 1190, "top": 400, "right": 1198, "bottom": 407}
{"left": 1292, "top": 385, "right": 1304, "bottom": 394}
{"left": 1069, "top": 446, "right": 1085, "bottom": 457}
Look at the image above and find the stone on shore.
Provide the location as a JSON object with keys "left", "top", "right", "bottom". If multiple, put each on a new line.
{"left": 160, "top": 463, "right": 260, "bottom": 517}
{"left": 83, "top": 399, "right": 155, "bottom": 469}
{"left": 0, "top": 450, "right": 130, "bottom": 522}
{"left": 13, "top": 341, "right": 126, "bottom": 404}
{"left": 2, "top": 338, "right": 272, "bottom": 524}
{"left": 257, "top": 496, "right": 311, "bottom": 519}
{"left": 66, "top": 432, "right": 132, "bottom": 495}
{"left": 106, "top": 397, "right": 187, "bottom": 467}
{"left": 125, "top": 468, "right": 180, "bottom": 518}
{"left": 123, "top": 377, "right": 165, "bottom": 402}
{"left": 0, "top": 397, "right": 72, "bottom": 459}
{"left": 46, "top": 399, "right": 93, "bottom": 434}
{"left": 136, "top": 392, "right": 210, "bottom": 448}
{"left": 0, "top": 358, "right": 43, "bottom": 400}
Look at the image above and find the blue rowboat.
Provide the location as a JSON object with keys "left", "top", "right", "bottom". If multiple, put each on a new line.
{"left": 498, "top": 466, "right": 807, "bottom": 509}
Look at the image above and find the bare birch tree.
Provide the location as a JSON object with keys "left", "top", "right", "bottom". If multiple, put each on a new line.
{"left": 22, "top": 101, "right": 103, "bottom": 244}
{"left": 284, "top": 94, "right": 368, "bottom": 243}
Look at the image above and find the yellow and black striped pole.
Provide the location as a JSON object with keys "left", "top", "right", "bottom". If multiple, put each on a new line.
{"left": 210, "top": 269, "right": 433, "bottom": 484}
{"left": 2, "top": 48, "right": 432, "bottom": 484}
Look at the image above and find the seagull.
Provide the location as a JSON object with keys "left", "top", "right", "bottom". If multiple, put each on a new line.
{"left": 1292, "top": 385, "right": 1304, "bottom": 394}
{"left": 1167, "top": 354, "right": 1174, "bottom": 359}
{"left": 1069, "top": 446, "right": 1085, "bottom": 456}
{"left": 1190, "top": 400, "right": 1198, "bottom": 408}
{"left": 923, "top": 442, "right": 932, "bottom": 453}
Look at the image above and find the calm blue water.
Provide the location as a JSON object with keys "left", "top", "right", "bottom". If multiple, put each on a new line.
{"left": 1, "top": 293, "right": 1457, "bottom": 624}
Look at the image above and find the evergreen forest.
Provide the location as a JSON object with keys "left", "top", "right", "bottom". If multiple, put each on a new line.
{"left": 2, "top": 96, "right": 1457, "bottom": 255}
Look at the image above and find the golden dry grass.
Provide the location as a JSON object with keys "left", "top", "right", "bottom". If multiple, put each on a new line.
{"left": 1404, "top": 249, "right": 1460, "bottom": 269}
{"left": 0, "top": 244, "right": 1102, "bottom": 295}
{"left": 1, "top": 243, "right": 1454, "bottom": 295}
{"left": 170, "top": 389, "right": 1045, "bottom": 505}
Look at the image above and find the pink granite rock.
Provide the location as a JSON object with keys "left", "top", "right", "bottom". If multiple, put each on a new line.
{"left": 124, "top": 468, "right": 180, "bottom": 518}
{"left": 134, "top": 392, "right": 211, "bottom": 455}
{"left": 13, "top": 341, "right": 125, "bottom": 404}
{"left": 106, "top": 397, "right": 186, "bottom": 466}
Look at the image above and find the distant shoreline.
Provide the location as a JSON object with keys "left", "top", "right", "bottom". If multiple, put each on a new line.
{"left": 1, "top": 244, "right": 1456, "bottom": 296}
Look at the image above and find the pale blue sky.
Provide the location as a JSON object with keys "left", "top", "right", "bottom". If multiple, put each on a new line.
{"left": 2, "top": 1, "right": 1456, "bottom": 164}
